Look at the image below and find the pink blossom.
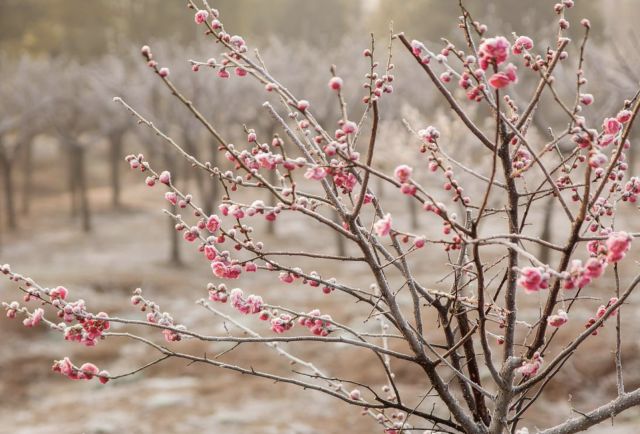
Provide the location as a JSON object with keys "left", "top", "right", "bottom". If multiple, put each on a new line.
{"left": 394, "top": 165, "right": 413, "bottom": 183}
{"left": 159, "top": 171, "right": 171, "bottom": 185}
{"left": 271, "top": 314, "right": 293, "bottom": 334}
{"left": 183, "top": 228, "right": 199, "bottom": 242}
{"left": 297, "top": 100, "right": 310, "bottom": 111}
{"left": 79, "top": 363, "right": 99, "bottom": 380}
{"left": 342, "top": 121, "right": 358, "bottom": 135}
{"left": 400, "top": 183, "right": 417, "bottom": 196}
{"left": 579, "top": 93, "right": 594, "bottom": 106}
{"left": 584, "top": 258, "right": 606, "bottom": 279}
{"left": 24, "top": 308, "right": 44, "bottom": 328}
{"left": 588, "top": 152, "right": 607, "bottom": 169}
{"left": 328, "top": 77, "right": 343, "bottom": 91}
{"left": 158, "top": 67, "right": 170, "bottom": 78}
{"left": 488, "top": 72, "right": 511, "bottom": 89}
{"left": 512, "top": 36, "right": 533, "bottom": 54}
{"left": 617, "top": 110, "right": 632, "bottom": 123}
{"left": 205, "top": 215, "right": 221, "bottom": 233}
{"left": 418, "top": 126, "right": 440, "bottom": 143}
{"left": 165, "top": 192, "right": 178, "bottom": 206}
{"left": 194, "top": 10, "right": 209, "bottom": 24}
{"left": 603, "top": 118, "right": 622, "bottom": 135}
{"left": 489, "top": 63, "right": 517, "bottom": 89}
{"left": 517, "top": 267, "right": 549, "bottom": 293}
{"left": 606, "top": 231, "right": 632, "bottom": 263}
{"left": 517, "top": 352, "right": 543, "bottom": 377}
{"left": 304, "top": 166, "right": 328, "bottom": 180}
{"left": 50, "top": 286, "right": 68, "bottom": 301}
{"left": 547, "top": 310, "right": 568, "bottom": 328}
{"left": 478, "top": 36, "right": 510, "bottom": 70}
{"left": 374, "top": 214, "right": 392, "bottom": 237}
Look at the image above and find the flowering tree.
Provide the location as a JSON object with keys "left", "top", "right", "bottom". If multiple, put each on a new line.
{"left": 4, "top": 1, "right": 640, "bottom": 433}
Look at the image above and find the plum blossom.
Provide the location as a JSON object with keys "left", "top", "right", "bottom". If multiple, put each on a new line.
{"left": 229, "top": 288, "right": 263, "bottom": 315}
{"left": 164, "top": 191, "right": 178, "bottom": 206}
{"left": 194, "top": 10, "right": 209, "bottom": 24}
{"left": 547, "top": 310, "right": 568, "bottom": 328}
{"left": 517, "top": 352, "right": 543, "bottom": 377}
{"left": 512, "top": 36, "right": 533, "bottom": 54}
{"left": 394, "top": 165, "right": 413, "bottom": 183}
{"left": 328, "top": 77, "right": 343, "bottom": 91}
{"left": 23, "top": 308, "right": 44, "bottom": 328}
{"left": 606, "top": 231, "right": 632, "bottom": 263}
{"left": 205, "top": 215, "right": 221, "bottom": 233}
{"left": 374, "top": 214, "right": 392, "bottom": 237}
{"left": 478, "top": 36, "right": 510, "bottom": 70}
{"left": 304, "top": 166, "right": 328, "bottom": 180}
{"left": 488, "top": 63, "right": 517, "bottom": 89}
{"left": 517, "top": 267, "right": 549, "bottom": 293}
{"left": 418, "top": 126, "right": 440, "bottom": 143}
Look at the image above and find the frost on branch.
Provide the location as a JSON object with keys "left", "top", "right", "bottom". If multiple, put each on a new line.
{"left": 4, "top": 0, "right": 640, "bottom": 433}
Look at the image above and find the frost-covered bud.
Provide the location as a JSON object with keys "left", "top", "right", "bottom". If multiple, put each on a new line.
{"left": 328, "top": 76, "right": 343, "bottom": 91}
{"left": 297, "top": 100, "right": 310, "bottom": 111}
{"left": 159, "top": 171, "right": 171, "bottom": 185}
{"left": 194, "top": 9, "right": 209, "bottom": 24}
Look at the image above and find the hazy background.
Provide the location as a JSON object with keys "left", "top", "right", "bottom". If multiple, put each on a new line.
{"left": 2, "top": 1, "right": 640, "bottom": 433}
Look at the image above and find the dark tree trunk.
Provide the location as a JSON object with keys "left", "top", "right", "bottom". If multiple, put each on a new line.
{"left": 67, "top": 144, "right": 79, "bottom": 218}
{"left": 109, "top": 131, "right": 124, "bottom": 209}
{"left": 332, "top": 210, "right": 346, "bottom": 257}
{"left": 0, "top": 145, "right": 17, "bottom": 231}
{"left": 21, "top": 137, "right": 33, "bottom": 216}
{"left": 74, "top": 145, "right": 91, "bottom": 232}
{"left": 407, "top": 195, "right": 419, "bottom": 230}
{"left": 538, "top": 195, "right": 555, "bottom": 265}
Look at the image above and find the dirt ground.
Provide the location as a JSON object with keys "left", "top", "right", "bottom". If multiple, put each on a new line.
{"left": 2, "top": 164, "right": 640, "bottom": 433}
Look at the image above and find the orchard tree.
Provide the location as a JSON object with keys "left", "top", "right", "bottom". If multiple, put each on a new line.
{"left": 4, "top": 2, "right": 640, "bottom": 433}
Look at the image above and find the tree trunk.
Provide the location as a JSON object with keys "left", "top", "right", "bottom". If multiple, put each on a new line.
{"left": 0, "top": 146, "right": 17, "bottom": 231}
{"left": 538, "top": 195, "right": 555, "bottom": 265}
{"left": 21, "top": 137, "right": 33, "bottom": 216}
{"left": 407, "top": 195, "right": 419, "bottom": 230}
{"left": 67, "top": 144, "right": 79, "bottom": 218}
{"left": 74, "top": 145, "right": 92, "bottom": 232}
{"left": 109, "top": 131, "right": 124, "bottom": 208}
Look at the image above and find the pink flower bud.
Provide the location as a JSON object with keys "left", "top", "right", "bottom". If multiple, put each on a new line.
{"left": 158, "top": 67, "right": 170, "bottom": 78}
{"left": 328, "top": 76, "right": 343, "bottom": 91}
{"left": 159, "top": 171, "right": 171, "bottom": 185}
{"left": 374, "top": 214, "right": 392, "bottom": 237}
{"left": 165, "top": 192, "right": 178, "bottom": 206}
{"left": 194, "top": 10, "right": 209, "bottom": 24}
{"left": 393, "top": 165, "right": 413, "bottom": 183}
{"left": 297, "top": 100, "right": 310, "bottom": 111}
{"left": 342, "top": 121, "right": 358, "bottom": 135}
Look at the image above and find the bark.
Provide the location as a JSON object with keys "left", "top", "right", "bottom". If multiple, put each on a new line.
{"left": 108, "top": 130, "right": 124, "bottom": 208}
{"left": 74, "top": 144, "right": 91, "bottom": 232}
{"left": 21, "top": 137, "right": 33, "bottom": 215}
{"left": 0, "top": 144, "right": 17, "bottom": 231}
{"left": 539, "top": 388, "right": 640, "bottom": 434}
{"left": 538, "top": 195, "right": 555, "bottom": 265}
